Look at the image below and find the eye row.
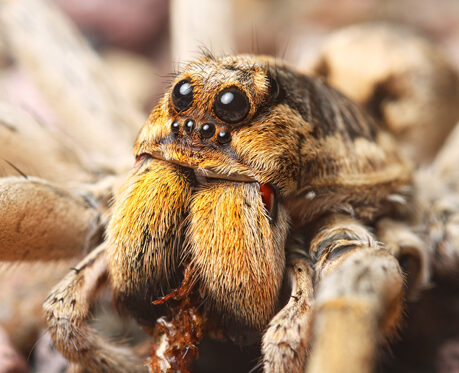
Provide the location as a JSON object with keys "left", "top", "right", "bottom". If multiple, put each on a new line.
{"left": 171, "top": 80, "right": 251, "bottom": 124}
{"left": 170, "top": 118, "right": 232, "bottom": 144}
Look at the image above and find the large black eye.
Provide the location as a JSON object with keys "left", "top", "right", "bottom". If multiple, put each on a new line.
{"left": 213, "top": 86, "right": 250, "bottom": 124}
{"left": 172, "top": 79, "right": 193, "bottom": 112}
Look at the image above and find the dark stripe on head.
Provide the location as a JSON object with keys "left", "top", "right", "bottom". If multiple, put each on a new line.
{"left": 272, "top": 65, "right": 379, "bottom": 141}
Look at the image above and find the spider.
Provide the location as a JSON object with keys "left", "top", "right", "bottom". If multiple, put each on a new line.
{"left": 1, "top": 28, "right": 459, "bottom": 373}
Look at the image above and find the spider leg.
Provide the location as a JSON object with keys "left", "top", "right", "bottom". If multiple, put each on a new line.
{"left": 43, "top": 243, "right": 146, "bottom": 373}
{"left": 423, "top": 191, "right": 459, "bottom": 278}
{"left": 417, "top": 124, "right": 459, "bottom": 279}
{"left": 262, "top": 252, "right": 314, "bottom": 373}
{"left": 306, "top": 214, "right": 404, "bottom": 373}
{"left": 376, "top": 218, "right": 430, "bottom": 299}
{"left": 0, "top": 177, "right": 103, "bottom": 261}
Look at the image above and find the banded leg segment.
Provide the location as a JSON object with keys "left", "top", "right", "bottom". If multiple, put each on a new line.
{"left": 262, "top": 254, "right": 314, "bottom": 373}
{"left": 307, "top": 214, "right": 404, "bottom": 373}
{"left": 43, "top": 244, "right": 146, "bottom": 373}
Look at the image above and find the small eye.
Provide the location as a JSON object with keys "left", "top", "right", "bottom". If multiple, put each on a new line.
{"left": 217, "top": 129, "right": 231, "bottom": 144}
{"left": 172, "top": 79, "right": 193, "bottom": 112}
{"left": 171, "top": 120, "right": 180, "bottom": 133}
{"left": 200, "top": 123, "right": 216, "bottom": 138}
{"left": 184, "top": 119, "right": 195, "bottom": 134}
{"left": 213, "top": 86, "right": 250, "bottom": 124}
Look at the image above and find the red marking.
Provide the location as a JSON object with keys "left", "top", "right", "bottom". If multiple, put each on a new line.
{"left": 135, "top": 153, "right": 152, "bottom": 164}
{"left": 259, "top": 183, "right": 275, "bottom": 214}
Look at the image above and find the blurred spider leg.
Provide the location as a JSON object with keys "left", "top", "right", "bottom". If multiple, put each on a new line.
{"left": 417, "top": 123, "right": 459, "bottom": 278}
{"left": 422, "top": 189, "right": 459, "bottom": 278}
{"left": 262, "top": 252, "right": 314, "bottom": 373}
{"left": 306, "top": 214, "right": 404, "bottom": 373}
{"left": 43, "top": 243, "right": 146, "bottom": 373}
{"left": 0, "top": 177, "right": 104, "bottom": 261}
{"left": 376, "top": 218, "right": 430, "bottom": 299}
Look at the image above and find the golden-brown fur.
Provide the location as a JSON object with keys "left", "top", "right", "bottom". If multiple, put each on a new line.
{"left": 187, "top": 181, "right": 288, "bottom": 330}
{"left": 107, "top": 158, "right": 193, "bottom": 324}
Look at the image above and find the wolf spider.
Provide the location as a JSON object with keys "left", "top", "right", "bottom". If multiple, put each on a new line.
{"left": 1, "top": 25, "right": 459, "bottom": 373}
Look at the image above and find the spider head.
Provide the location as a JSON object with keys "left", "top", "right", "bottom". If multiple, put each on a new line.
{"left": 134, "top": 54, "right": 305, "bottom": 200}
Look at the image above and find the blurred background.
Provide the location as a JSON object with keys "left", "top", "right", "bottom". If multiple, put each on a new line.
{"left": 0, "top": 0, "right": 458, "bottom": 372}
{"left": 3, "top": 0, "right": 459, "bottom": 125}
